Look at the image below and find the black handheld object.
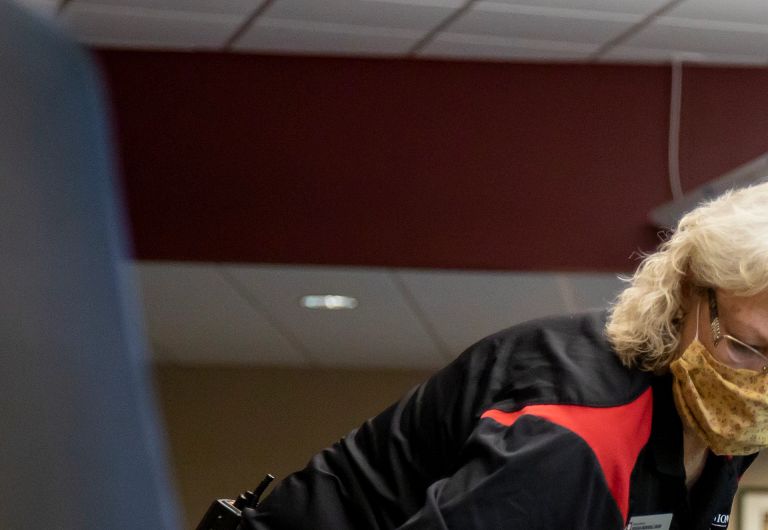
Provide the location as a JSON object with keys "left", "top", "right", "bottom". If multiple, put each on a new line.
{"left": 196, "top": 474, "right": 275, "bottom": 530}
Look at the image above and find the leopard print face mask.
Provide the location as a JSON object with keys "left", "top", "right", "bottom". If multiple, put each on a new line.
{"left": 670, "top": 337, "right": 768, "bottom": 455}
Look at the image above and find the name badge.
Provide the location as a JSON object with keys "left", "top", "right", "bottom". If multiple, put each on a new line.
{"left": 625, "top": 513, "right": 673, "bottom": 530}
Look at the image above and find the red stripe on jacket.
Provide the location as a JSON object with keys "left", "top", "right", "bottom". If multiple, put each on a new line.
{"left": 481, "top": 387, "right": 653, "bottom": 523}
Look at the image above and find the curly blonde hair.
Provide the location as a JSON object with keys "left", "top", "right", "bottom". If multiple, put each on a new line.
{"left": 606, "top": 180, "right": 768, "bottom": 371}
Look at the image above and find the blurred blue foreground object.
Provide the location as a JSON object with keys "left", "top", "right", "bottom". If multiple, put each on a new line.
{"left": 0, "top": 2, "right": 181, "bottom": 528}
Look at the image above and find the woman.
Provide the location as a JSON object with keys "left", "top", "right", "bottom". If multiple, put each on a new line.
{"left": 608, "top": 182, "right": 768, "bottom": 528}
{"left": 241, "top": 182, "right": 768, "bottom": 530}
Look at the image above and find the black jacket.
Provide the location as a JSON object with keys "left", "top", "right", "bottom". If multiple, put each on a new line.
{"left": 241, "top": 312, "right": 757, "bottom": 529}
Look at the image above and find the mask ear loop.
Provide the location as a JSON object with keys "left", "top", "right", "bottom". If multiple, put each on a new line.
{"left": 694, "top": 300, "right": 701, "bottom": 342}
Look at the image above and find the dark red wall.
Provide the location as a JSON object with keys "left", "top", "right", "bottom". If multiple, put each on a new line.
{"left": 96, "top": 50, "right": 768, "bottom": 271}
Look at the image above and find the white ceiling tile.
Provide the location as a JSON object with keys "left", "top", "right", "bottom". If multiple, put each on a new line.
{"left": 69, "top": 0, "right": 262, "bottom": 16}
{"left": 261, "top": 0, "right": 458, "bottom": 31}
{"left": 31, "top": 0, "right": 768, "bottom": 64}
{"left": 224, "top": 264, "right": 446, "bottom": 369}
{"left": 449, "top": 2, "right": 641, "bottom": 46}
{"left": 658, "top": 16, "right": 768, "bottom": 35}
{"left": 38, "top": 0, "right": 768, "bottom": 64}
{"left": 396, "top": 270, "right": 568, "bottom": 356}
{"left": 665, "top": 0, "right": 768, "bottom": 26}
{"left": 234, "top": 17, "right": 423, "bottom": 55}
{"left": 420, "top": 31, "right": 596, "bottom": 60}
{"left": 12, "top": 0, "right": 59, "bottom": 18}
{"left": 133, "top": 262, "right": 631, "bottom": 368}
{"left": 619, "top": 16, "right": 768, "bottom": 58}
{"left": 601, "top": 44, "right": 768, "bottom": 65}
{"left": 135, "top": 262, "right": 308, "bottom": 365}
{"left": 371, "top": 0, "right": 463, "bottom": 6}
{"left": 61, "top": 3, "right": 244, "bottom": 49}
{"left": 598, "top": 44, "right": 698, "bottom": 63}
{"left": 482, "top": 0, "right": 670, "bottom": 16}
{"left": 554, "top": 273, "right": 627, "bottom": 313}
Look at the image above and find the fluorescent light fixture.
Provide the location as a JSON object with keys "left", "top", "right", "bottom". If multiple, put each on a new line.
{"left": 649, "top": 154, "right": 768, "bottom": 228}
{"left": 300, "top": 294, "right": 358, "bottom": 310}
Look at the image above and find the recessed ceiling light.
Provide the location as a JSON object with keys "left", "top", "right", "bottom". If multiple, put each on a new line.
{"left": 300, "top": 295, "right": 358, "bottom": 310}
